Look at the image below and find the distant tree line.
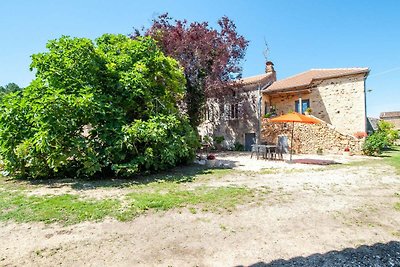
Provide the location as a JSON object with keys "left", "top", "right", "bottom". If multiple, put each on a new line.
{"left": 0, "top": 82, "right": 22, "bottom": 97}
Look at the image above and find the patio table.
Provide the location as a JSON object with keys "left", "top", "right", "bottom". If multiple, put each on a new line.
{"left": 251, "top": 144, "right": 278, "bottom": 160}
{"left": 263, "top": 144, "right": 277, "bottom": 160}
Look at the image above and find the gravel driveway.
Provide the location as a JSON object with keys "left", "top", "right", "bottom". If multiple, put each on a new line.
{"left": 1, "top": 152, "right": 399, "bottom": 266}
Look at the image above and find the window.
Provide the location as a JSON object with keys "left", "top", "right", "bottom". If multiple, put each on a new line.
{"left": 295, "top": 99, "right": 310, "bottom": 114}
{"left": 219, "top": 103, "right": 225, "bottom": 119}
{"left": 203, "top": 105, "right": 213, "bottom": 121}
{"left": 265, "top": 103, "right": 276, "bottom": 115}
{"left": 230, "top": 103, "right": 239, "bottom": 119}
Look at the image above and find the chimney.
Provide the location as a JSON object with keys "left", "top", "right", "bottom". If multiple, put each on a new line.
{"left": 265, "top": 61, "right": 275, "bottom": 73}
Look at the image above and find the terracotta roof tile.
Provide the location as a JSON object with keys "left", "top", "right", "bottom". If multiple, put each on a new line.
{"left": 380, "top": 111, "right": 400, "bottom": 118}
{"left": 265, "top": 68, "right": 369, "bottom": 93}
{"left": 239, "top": 72, "right": 274, "bottom": 85}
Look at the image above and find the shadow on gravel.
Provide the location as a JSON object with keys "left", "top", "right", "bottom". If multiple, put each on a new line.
{"left": 237, "top": 241, "right": 400, "bottom": 267}
{"left": 15, "top": 162, "right": 236, "bottom": 191}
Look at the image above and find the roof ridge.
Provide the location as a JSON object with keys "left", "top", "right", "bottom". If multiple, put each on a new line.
{"left": 240, "top": 73, "right": 269, "bottom": 80}
{"left": 310, "top": 67, "right": 369, "bottom": 71}
{"left": 273, "top": 69, "right": 312, "bottom": 82}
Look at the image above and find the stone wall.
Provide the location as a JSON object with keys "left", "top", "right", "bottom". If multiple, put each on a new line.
{"left": 198, "top": 89, "right": 260, "bottom": 148}
{"left": 311, "top": 74, "right": 366, "bottom": 136}
{"left": 198, "top": 73, "right": 276, "bottom": 148}
{"left": 261, "top": 117, "right": 364, "bottom": 154}
{"left": 263, "top": 73, "right": 367, "bottom": 136}
{"left": 382, "top": 118, "right": 400, "bottom": 130}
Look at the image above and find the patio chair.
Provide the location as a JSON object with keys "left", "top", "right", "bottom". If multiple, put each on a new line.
{"left": 259, "top": 145, "right": 267, "bottom": 159}
{"left": 250, "top": 144, "right": 259, "bottom": 159}
{"left": 277, "top": 136, "right": 289, "bottom": 160}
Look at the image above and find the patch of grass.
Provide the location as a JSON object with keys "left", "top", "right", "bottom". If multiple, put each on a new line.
{"left": 384, "top": 147, "right": 400, "bottom": 175}
{"left": 0, "top": 174, "right": 260, "bottom": 224}
{"left": 0, "top": 191, "right": 119, "bottom": 225}
{"left": 395, "top": 203, "right": 400, "bottom": 211}
{"left": 118, "top": 185, "right": 255, "bottom": 221}
{"left": 395, "top": 192, "right": 400, "bottom": 212}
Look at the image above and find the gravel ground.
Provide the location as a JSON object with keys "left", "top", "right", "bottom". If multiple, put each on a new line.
{"left": 0, "top": 152, "right": 399, "bottom": 266}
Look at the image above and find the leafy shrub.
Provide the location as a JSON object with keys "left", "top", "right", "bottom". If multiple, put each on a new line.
{"left": 362, "top": 132, "right": 390, "bottom": 156}
{"left": 233, "top": 142, "right": 244, "bottom": 151}
{"left": 377, "top": 120, "right": 399, "bottom": 144}
{"left": 114, "top": 115, "right": 199, "bottom": 176}
{"left": 0, "top": 34, "right": 196, "bottom": 178}
{"left": 214, "top": 136, "right": 225, "bottom": 144}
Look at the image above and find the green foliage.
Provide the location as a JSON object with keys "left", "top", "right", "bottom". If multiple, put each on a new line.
{"left": 362, "top": 131, "right": 389, "bottom": 156}
{"left": 0, "top": 34, "right": 196, "bottom": 178}
{"left": 378, "top": 120, "right": 399, "bottom": 144}
{"left": 214, "top": 136, "right": 225, "bottom": 144}
{"left": 363, "top": 121, "right": 399, "bottom": 156}
{"left": 233, "top": 142, "right": 244, "bottom": 151}
{"left": 0, "top": 83, "right": 22, "bottom": 102}
{"left": 0, "top": 83, "right": 22, "bottom": 96}
{"left": 114, "top": 115, "right": 199, "bottom": 176}
{"left": 263, "top": 113, "right": 271, "bottom": 119}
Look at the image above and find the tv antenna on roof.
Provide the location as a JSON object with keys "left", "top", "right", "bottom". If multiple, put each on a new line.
{"left": 263, "top": 37, "right": 270, "bottom": 61}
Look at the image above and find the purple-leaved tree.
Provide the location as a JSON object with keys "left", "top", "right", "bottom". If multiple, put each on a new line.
{"left": 132, "top": 13, "right": 249, "bottom": 127}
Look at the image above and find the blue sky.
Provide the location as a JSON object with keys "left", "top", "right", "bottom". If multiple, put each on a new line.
{"left": 1, "top": 0, "right": 399, "bottom": 117}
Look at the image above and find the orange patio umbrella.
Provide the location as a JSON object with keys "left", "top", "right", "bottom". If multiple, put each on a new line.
{"left": 269, "top": 112, "right": 320, "bottom": 161}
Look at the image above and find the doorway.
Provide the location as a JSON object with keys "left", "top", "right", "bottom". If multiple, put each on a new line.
{"left": 244, "top": 133, "right": 256, "bottom": 151}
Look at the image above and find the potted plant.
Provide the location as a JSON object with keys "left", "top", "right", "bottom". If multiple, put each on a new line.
{"left": 263, "top": 113, "right": 272, "bottom": 119}
{"left": 305, "top": 107, "right": 312, "bottom": 115}
{"left": 343, "top": 147, "right": 351, "bottom": 156}
{"left": 206, "top": 154, "right": 217, "bottom": 167}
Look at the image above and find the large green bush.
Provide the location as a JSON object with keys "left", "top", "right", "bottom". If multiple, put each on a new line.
{"left": 114, "top": 115, "right": 198, "bottom": 176}
{"left": 0, "top": 34, "right": 198, "bottom": 178}
{"left": 377, "top": 120, "right": 399, "bottom": 144}
{"left": 362, "top": 131, "right": 389, "bottom": 156}
{"left": 362, "top": 121, "right": 399, "bottom": 156}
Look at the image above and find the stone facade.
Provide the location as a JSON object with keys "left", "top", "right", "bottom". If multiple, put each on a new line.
{"left": 261, "top": 117, "right": 364, "bottom": 154}
{"left": 198, "top": 64, "right": 369, "bottom": 152}
{"left": 263, "top": 73, "right": 367, "bottom": 136}
{"left": 198, "top": 65, "right": 276, "bottom": 149}
{"left": 198, "top": 89, "right": 260, "bottom": 148}
{"left": 380, "top": 112, "right": 400, "bottom": 130}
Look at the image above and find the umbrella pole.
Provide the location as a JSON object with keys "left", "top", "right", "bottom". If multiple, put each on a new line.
{"left": 290, "top": 121, "right": 294, "bottom": 161}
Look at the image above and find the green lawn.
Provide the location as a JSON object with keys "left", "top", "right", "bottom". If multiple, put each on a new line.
{"left": 0, "top": 166, "right": 260, "bottom": 225}
{"left": 384, "top": 146, "right": 400, "bottom": 175}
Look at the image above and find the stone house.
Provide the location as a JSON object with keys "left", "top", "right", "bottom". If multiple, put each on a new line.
{"left": 199, "top": 62, "right": 370, "bottom": 153}
{"left": 198, "top": 62, "right": 276, "bottom": 150}
{"left": 380, "top": 111, "right": 400, "bottom": 130}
